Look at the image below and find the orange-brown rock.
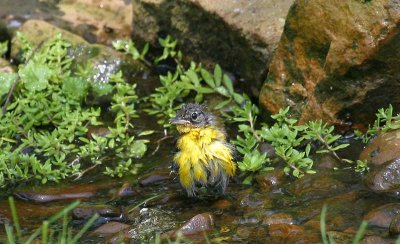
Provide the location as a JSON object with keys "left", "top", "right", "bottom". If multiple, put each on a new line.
{"left": 260, "top": 0, "right": 400, "bottom": 125}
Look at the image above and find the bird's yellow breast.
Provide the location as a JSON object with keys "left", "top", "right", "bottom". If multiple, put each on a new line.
{"left": 174, "top": 125, "right": 236, "bottom": 189}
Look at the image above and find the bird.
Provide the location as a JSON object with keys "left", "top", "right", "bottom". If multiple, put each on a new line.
{"left": 169, "top": 103, "right": 236, "bottom": 197}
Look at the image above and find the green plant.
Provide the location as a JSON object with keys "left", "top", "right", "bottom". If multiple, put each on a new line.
{"left": 229, "top": 105, "right": 353, "bottom": 181}
{"left": 143, "top": 36, "right": 245, "bottom": 127}
{"left": 0, "top": 33, "right": 150, "bottom": 187}
{"left": 4, "top": 197, "right": 98, "bottom": 243}
{"left": 0, "top": 40, "right": 8, "bottom": 57}
{"left": 112, "top": 35, "right": 362, "bottom": 184}
{"left": 355, "top": 105, "right": 400, "bottom": 143}
{"left": 112, "top": 38, "right": 150, "bottom": 66}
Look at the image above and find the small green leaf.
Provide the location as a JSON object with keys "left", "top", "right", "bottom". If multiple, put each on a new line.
{"left": 19, "top": 61, "right": 52, "bottom": 92}
{"left": 62, "top": 77, "right": 88, "bottom": 101}
{"left": 222, "top": 74, "right": 234, "bottom": 94}
{"left": 91, "top": 82, "right": 113, "bottom": 96}
{"left": 138, "top": 130, "right": 154, "bottom": 136}
{"left": 200, "top": 69, "right": 215, "bottom": 88}
{"left": 242, "top": 175, "right": 253, "bottom": 185}
{"left": 0, "top": 72, "right": 17, "bottom": 97}
{"left": 214, "top": 99, "right": 231, "bottom": 110}
{"left": 214, "top": 64, "right": 222, "bottom": 87}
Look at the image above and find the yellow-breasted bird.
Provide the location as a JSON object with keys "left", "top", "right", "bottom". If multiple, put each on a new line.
{"left": 169, "top": 103, "right": 236, "bottom": 197}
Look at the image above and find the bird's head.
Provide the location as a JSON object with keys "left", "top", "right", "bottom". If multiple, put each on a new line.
{"left": 169, "top": 103, "right": 216, "bottom": 132}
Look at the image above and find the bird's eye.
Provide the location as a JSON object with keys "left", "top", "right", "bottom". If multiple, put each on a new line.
{"left": 191, "top": 112, "right": 198, "bottom": 121}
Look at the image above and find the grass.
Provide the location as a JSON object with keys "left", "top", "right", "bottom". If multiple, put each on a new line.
{"left": 3, "top": 197, "right": 98, "bottom": 244}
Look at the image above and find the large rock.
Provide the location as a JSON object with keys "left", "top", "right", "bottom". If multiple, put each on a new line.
{"left": 11, "top": 20, "right": 147, "bottom": 93}
{"left": 359, "top": 130, "right": 400, "bottom": 166}
{"left": 131, "top": 0, "right": 294, "bottom": 95}
{"left": 0, "top": 0, "right": 132, "bottom": 43}
{"left": 259, "top": 0, "right": 400, "bottom": 125}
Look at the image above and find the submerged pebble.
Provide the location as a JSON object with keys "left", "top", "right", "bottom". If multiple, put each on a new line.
{"left": 168, "top": 212, "right": 214, "bottom": 238}
{"left": 364, "top": 203, "right": 400, "bottom": 228}
{"left": 365, "top": 158, "right": 400, "bottom": 196}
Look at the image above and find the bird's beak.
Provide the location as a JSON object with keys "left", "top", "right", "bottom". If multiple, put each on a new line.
{"left": 169, "top": 118, "right": 190, "bottom": 125}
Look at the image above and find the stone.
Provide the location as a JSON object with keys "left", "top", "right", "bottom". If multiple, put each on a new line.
{"left": 138, "top": 170, "right": 172, "bottom": 186}
{"left": 14, "top": 191, "right": 95, "bottom": 203}
{"left": 259, "top": 0, "right": 400, "bottom": 125}
{"left": 268, "top": 223, "right": 304, "bottom": 238}
{"left": 287, "top": 173, "right": 346, "bottom": 199}
{"left": 57, "top": 0, "right": 133, "bottom": 44}
{"left": 72, "top": 205, "right": 121, "bottom": 220}
{"left": 364, "top": 203, "right": 400, "bottom": 228}
{"left": 131, "top": 0, "right": 295, "bottom": 95}
{"left": 255, "top": 168, "right": 285, "bottom": 192}
{"left": 360, "top": 235, "right": 391, "bottom": 244}
{"left": 171, "top": 212, "right": 214, "bottom": 237}
{"left": 0, "top": 58, "right": 14, "bottom": 73}
{"left": 364, "top": 158, "right": 400, "bottom": 195}
{"left": 126, "top": 208, "right": 178, "bottom": 242}
{"left": 0, "top": 0, "right": 132, "bottom": 44}
{"left": 389, "top": 213, "right": 400, "bottom": 235}
{"left": 262, "top": 213, "right": 293, "bottom": 226}
{"left": 212, "top": 199, "right": 232, "bottom": 210}
{"left": 92, "top": 221, "right": 130, "bottom": 236}
{"left": 359, "top": 130, "right": 400, "bottom": 166}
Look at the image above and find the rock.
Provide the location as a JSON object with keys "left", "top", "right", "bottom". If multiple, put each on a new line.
{"left": 364, "top": 158, "right": 400, "bottom": 195}
{"left": 138, "top": 170, "right": 172, "bottom": 186}
{"left": 236, "top": 188, "right": 272, "bottom": 215}
{"left": 359, "top": 130, "right": 400, "bottom": 166}
{"left": 259, "top": 0, "right": 400, "bottom": 125}
{"left": 389, "top": 214, "right": 400, "bottom": 235}
{"left": 132, "top": 0, "right": 295, "bottom": 95}
{"left": 212, "top": 199, "right": 232, "bottom": 210}
{"left": 262, "top": 213, "right": 293, "bottom": 226}
{"left": 364, "top": 203, "right": 400, "bottom": 228}
{"left": 327, "top": 231, "right": 354, "bottom": 244}
{"left": 56, "top": 0, "right": 133, "bottom": 44}
{"left": 235, "top": 226, "right": 268, "bottom": 239}
{"left": 13, "top": 180, "right": 120, "bottom": 203}
{"left": 14, "top": 191, "right": 95, "bottom": 203}
{"left": 1, "top": 0, "right": 132, "bottom": 44}
{"left": 116, "top": 183, "right": 139, "bottom": 198}
{"left": 0, "top": 199, "right": 63, "bottom": 228}
{"left": 125, "top": 208, "right": 178, "bottom": 242}
{"left": 168, "top": 213, "right": 214, "bottom": 238}
{"left": 255, "top": 168, "right": 285, "bottom": 192}
{"left": 360, "top": 235, "right": 391, "bottom": 244}
{"left": 92, "top": 221, "right": 130, "bottom": 236}
{"left": 0, "top": 58, "right": 14, "bottom": 73}
{"left": 268, "top": 223, "right": 304, "bottom": 238}
{"left": 72, "top": 205, "right": 121, "bottom": 220}
{"left": 313, "top": 154, "right": 341, "bottom": 169}
{"left": 87, "top": 126, "right": 111, "bottom": 139}
{"left": 287, "top": 173, "right": 346, "bottom": 199}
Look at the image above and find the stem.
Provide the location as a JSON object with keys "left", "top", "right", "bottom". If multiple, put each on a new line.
{"left": 317, "top": 135, "right": 343, "bottom": 163}
{"left": 248, "top": 110, "right": 261, "bottom": 142}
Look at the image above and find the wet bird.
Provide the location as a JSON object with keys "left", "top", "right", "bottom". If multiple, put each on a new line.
{"left": 169, "top": 103, "right": 236, "bottom": 197}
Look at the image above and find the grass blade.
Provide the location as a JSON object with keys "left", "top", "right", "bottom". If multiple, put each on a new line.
{"left": 5, "top": 224, "right": 16, "bottom": 244}
{"left": 70, "top": 213, "right": 99, "bottom": 243}
{"left": 26, "top": 201, "right": 80, "bottom": 244}
{"left": 8, "top": 197, "right": 22, "bottom": 241}
{"left": 320, "top": 205, "right": 329, "bottom": 244}
{"left": 352, "top": 221, "right": 368, "bottom": 244}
